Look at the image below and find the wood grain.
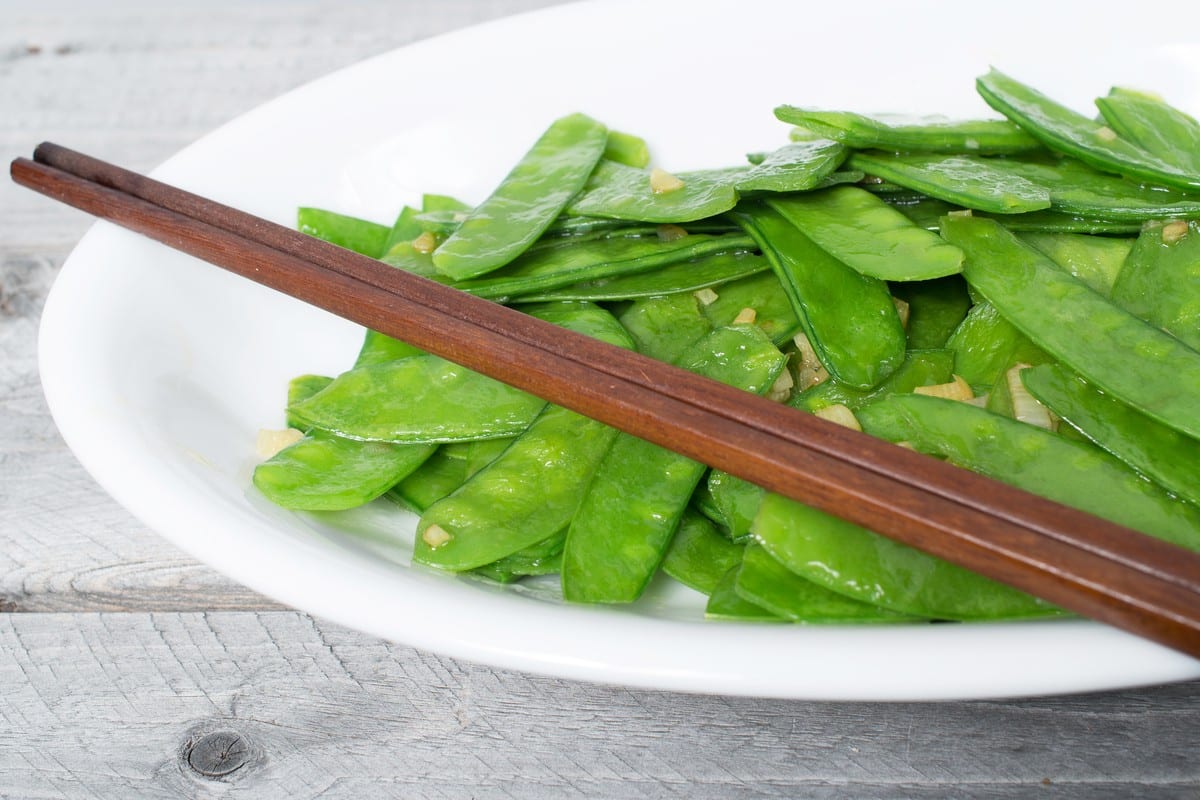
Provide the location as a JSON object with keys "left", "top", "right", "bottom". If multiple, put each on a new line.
{"left": 2, "top": 612, "right": 1199, "bottom": 799}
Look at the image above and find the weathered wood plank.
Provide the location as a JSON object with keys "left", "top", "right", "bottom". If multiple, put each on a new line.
{"left": 1, "top": 612, "right": 1198, "bottom": 799}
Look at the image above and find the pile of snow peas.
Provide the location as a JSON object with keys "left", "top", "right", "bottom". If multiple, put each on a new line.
{"left": 254, "top": 69, "right": 1200, "bottom": 623}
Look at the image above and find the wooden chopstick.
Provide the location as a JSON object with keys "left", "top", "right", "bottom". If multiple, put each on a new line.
{"left": 12, "top": 146, "right": 1200, "bottom": 660}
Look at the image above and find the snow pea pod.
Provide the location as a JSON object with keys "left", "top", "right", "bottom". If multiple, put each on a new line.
{"left": 774, "top": 106, "right": 1042, "bottom": 155}
{"left": 297, "top": 207, "right": 390, "bottom": 258}
{"left": 849, "top": 152, "right": 1051, "bottom": 214}
{"left": 381, "top": 205, "right": 426, "bottom": 254}
{"left": 943, "top": 214, "right": 1200, "bottom": 438}
{"left": 387, "top": 438, "right": 511, "bottom": 514}
{"left": 1021, "top": 364, "right": 1200, "bottom": 505}
{"left": 1096, "top": 87, "right": 1200, "bottom": 175}
{"left": 455, "top": 231, "right": 755, "bottom": 301}
{"left": 352, "top": 330, "right": 424, "bottom": 369}
{"left": 253, "top": 434, "right": 434, "bottom": 511}
{"left": 413, "top": 303, "right": 634, "bottom": 572}
{"left": 261, "top": 371, "right": 433, "bottom": 510}
{"left": 752, "top": 491, "right": 1057, "bottom": 620}
{"left": 258, "top": 352, "right": 437, "bottom": 509}
{"left": 975, "top": 69, "right": 1200, "bottom": 192}
{"left": 1018, "top": 231, "right": 1132, "bottom": 297}
{"left": 987, "top": 156, "right": 1200, "bottom": 221}
{"left": 471, "top": 531, "right": 566, "bottom": 584}
{"left": 735, "top": 543, "right": 914, "bottom": 624}
{"left": 705, "top": 564, "right": 780, "bottom": 621}
{"left": 890, "top": 196, "right": 1139, "bottom": 235}
{"left": 731, "top": 139, "right": 848, "bottom": 193}
{"left": 286, "top": 356, "right": 546, "bottom": 443}
{"left": 1110, "top": 220, "right": 1200, "bottom": 351}
{"left": 561, "top": 324, "right": 786, "bottom": 603}
{"left": 767, "top": 186, "right": 964, "bottom": 280}
{"left": 414, "top": 406, "right": 617, "bottom": 571}
{"left": 857, "top": 395, "right": 1200, "bottom": 552}
{"left": 703, "top": 469, "right": 764, "bottom": 542}
{"left": 289, "top": 302, "right": 625, "bottom": 443}
{"left": 514, "top": 249, "right": 767, "bottom": 303}
{"left": 566, "top": 160, "right": 739, "bottom": 223}
{"left": 735, "top": 202, "right": 906, "bottom": 388}
{"left": 380, "top": 239, "right": 452, "bottom": 283}
{"left": 603, "top": 130, "right": 650, "bottom": 168}
{"left": 616, "top": 292, "right": 713, "bottom": 362}
{"left": 432, "top": 113, "right": 608, "bottom": 280}
{"left": 890, "top": 276, "right": 972, "bottom": 349}
{"left": 284, "top": 374, "right": 333, "bottom": 429}
{"left": 660, "top": 510, "right": 745, "bottom": 596}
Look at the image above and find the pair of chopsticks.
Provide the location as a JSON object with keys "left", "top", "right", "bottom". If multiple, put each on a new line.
{"left": 12, "top": 143, "right": 1200, "bottom": 659}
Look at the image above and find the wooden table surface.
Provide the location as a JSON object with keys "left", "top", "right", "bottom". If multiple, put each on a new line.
{"left": 3, "top": 2, "right": 1199, "bottom": 797}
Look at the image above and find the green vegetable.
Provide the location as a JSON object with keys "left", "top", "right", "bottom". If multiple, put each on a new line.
{"left": 433, "top": 113, "right": 609, "bottom": 279}
{"left": 567, "top": 160, "right": 740, "bottom": 222}
{"left": 261, "top": 73, "right": 1200, "bottom": 630}
{"left": 456, "top": 231, "right": 755, "bottom": 301}
{"left": 976, "top": 68, "right": 1200, "bottom": 192}
{"left": 1021, "top": 364, "right": 1200, "bottom": 505}
{"left": 735, "top": 201, "right": 906, "bottom": 388}
{"left": 752, "top": 491, "right": 1058, "bottom": 620}
{"left": 1095, "top": 87, "right": 1200, "bottom": 175}
{"left": 561, "top": 325, "right": 786, "bottom": 603}
{"left": 766, "top": 186, "right": 964, "bottom": 281}
{"left": 297, "top": 207, "right": 390, "bottom": 257}
{"left": 413, "top": 303, "right": 634, "bottom": 572}
{"left": 735, "top": 543, "right": 915, "bottom": 623}
{"left": 943, "top": 214, "right": 1200, "bottom": 438}
{"left": 858, "top": 395, "right": 1200, "bottom": 552}
{"left": 773, "top": 107, "right": 1042, "bottom": 155}
{"left": 661, "top": 510, "right": 745, "bottom": 595}
{"left": 705, "top": 564, "right": 781, "bottom": 621}
{"left": 849, "top": 152, "right": 1051, "bottom": 214}
{"left": 1110, "top": 220, "right": 1200, "bottom": 350}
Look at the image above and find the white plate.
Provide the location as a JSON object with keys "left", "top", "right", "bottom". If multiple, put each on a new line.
{"left": 39, "top": 0, "right": 1200, "bottom": 700}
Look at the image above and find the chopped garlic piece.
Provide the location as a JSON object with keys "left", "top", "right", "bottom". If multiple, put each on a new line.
{"left": 792, "top": 333, "right": 821, "bottom": 371}
{"left": 656, "top": 223, "right": 689, "bottom": 241}
{"left": 791, "top": 332, "right": 828, "bottom": 391}
{"left": 1005, "top": 364, "right": 1056, "bottom": 430}
{"left": 649, "top": 167, "right": 685, "bottom": 194}
{"left": 814, "top": 403, "right": 862, "bottom": 432}
{"left": 693, "top": 287, "right": 719, "bottom": 306}
{"left": 1096, "top": 126, "right": 1119, "bottom": 142}
{"left": 914, "top": 374, "right": 974, "bottom": 402}
{"left": 256, "top": 428, "right": 304, "bottom": 459}
{"left": 411, "top": 231, "right": 438, "bottom": 254}
{"left": 893, "top": 297, "right": 911, "bottom": 329}
{"left": 766, "top": 368, "right": 795, "bottom": 403}
{"left": 422, "top": 524, "right": 452, "bottom": 549}
{"left": 1162, "top": 220, "right": 1189, "bottom": 245}
{"left": 732, "top": 307, "right": 757, "bottom": 325}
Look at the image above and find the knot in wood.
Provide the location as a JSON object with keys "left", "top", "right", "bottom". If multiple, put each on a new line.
{"left": 186, "top": 730, "right": 251, "bottom": 778}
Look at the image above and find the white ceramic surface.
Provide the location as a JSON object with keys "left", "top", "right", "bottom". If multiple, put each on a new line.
{"left": 38, "top": 0, "right": 1200, "bottom": 700}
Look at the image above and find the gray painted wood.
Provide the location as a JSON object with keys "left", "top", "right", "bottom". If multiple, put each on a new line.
{"left": 3, "top": 2, "right": 1200, "bottom": 797}
{"left": 3, "top": 613, "right": 1200, "bottom": 799}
